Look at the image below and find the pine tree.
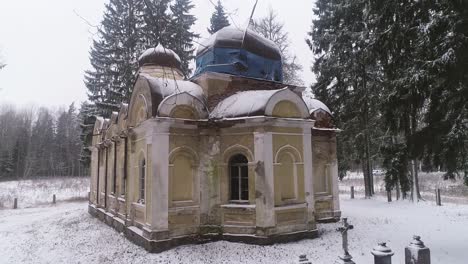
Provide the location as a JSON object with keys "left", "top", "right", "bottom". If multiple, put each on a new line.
{"left": 168, "top": 0, "right": 199, "bottom": 76}
{"left": 141, "top": 0, "right": 172, "bottom": 47}
{"left": 309, "top": 0, "right": 383, "bottom": 197}
{"left": 85, "top": 0, "right": 143, "bottom": 117}
{"left": 251, "top": 9, "right": 303, "bottom": 85}
{"left": 207, "top": 0, "right": 230, "bottom": 34}
{"left": 78, "top": 102, "right": 98, "bottom": 172}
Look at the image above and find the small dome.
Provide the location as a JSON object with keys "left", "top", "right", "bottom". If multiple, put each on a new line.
{"left": 302, "top": 96, "right": 332, "bottom": 115}
{"left": 138, "top": 44, "right": 182, "bottom": 70}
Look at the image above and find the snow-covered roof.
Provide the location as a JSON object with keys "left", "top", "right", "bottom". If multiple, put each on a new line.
{"left": 138, "top": 44, "right": 182, "bottom": 70}
{"left": 197, "top": 26, "right": 282, "bottom": 60}
{"left": 210, "top": 88, "right": 309, "bottom": 119}
{"left": 302, "top": 96, "right": 332, "bottom": 115}
{"left": 141, "top": 73, "right": 205, "bottom": 104}
{"left": 210, "top": 90, "right": 278, "bottom": 119}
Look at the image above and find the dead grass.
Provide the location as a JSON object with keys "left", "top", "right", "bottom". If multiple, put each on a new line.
{"left": 0, "top": 177, "right": 90, "bottom": 209}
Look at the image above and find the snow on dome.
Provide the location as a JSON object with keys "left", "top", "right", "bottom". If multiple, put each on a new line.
{"left": 138, "top": 44, "right": 182, "bottom": 70}
{"left": 302, "top": 96, "right": 332, "bottom": 115}
{"left": 197, "top": 26, "right": 282, "bottom": 60}
{"left": 210, "top": 89, "right": 281, "bottom": 119}
{"left": 141, "top": 73, "right": 206, "bottom": 104}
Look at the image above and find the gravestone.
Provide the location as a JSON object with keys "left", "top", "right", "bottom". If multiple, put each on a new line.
{"left": 337, "top": 217, "right": 355, "bottom": 264}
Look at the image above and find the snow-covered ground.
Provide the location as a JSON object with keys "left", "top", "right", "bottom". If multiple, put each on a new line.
{"left": 1, "top": 196, "right": 467, "bottom": 264}
{"left": 0, "top": 177, "right": 89, "bottom": 209}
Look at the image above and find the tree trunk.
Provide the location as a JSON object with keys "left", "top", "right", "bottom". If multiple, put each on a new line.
{"left": 409, "top": 109, "right": 422, "bottom": 202}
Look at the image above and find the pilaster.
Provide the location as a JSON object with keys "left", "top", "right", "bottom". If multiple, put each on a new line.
{"left": 254, "top": 129, "right": 275, "bottom": 231}
{"left": 149, "top": 121, "right": 170, "bottom": 231}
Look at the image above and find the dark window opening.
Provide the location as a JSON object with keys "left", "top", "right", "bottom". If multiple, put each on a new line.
{"left": 229, "top": 154, "right": 249, "bottom": 202}
{"left": 139, "top": 158, "right": 146, "bottom": 203}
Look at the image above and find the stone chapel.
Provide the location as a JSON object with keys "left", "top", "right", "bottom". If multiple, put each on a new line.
{"left": 88, "top": 26, "right": 341, "bottom": 252}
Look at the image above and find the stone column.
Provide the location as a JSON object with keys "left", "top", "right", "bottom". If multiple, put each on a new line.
{"left": 147, "top": 121, "right": 170, "bottom": 238}
{"left": 302, "top": 125, "right": 315, "bottom": 228}
{"left": 254, "top": 129, "right": 275, "bottom": 235}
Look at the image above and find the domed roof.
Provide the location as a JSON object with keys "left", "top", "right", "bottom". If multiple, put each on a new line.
{"left": 138, "top": 44, "right": 182, "bottom": 70}
{"left": 197, "top": 26, "right": 282, "bottom": 60}
{"left": 302, "top": 96, "right": 332, "bottom": 115}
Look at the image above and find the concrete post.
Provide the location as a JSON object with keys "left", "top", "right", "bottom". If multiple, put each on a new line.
{"left": 351, "top": 186, "right": 355, "bottom": 199}
{"left": 371, "top": 242, "right": 394, "bottom": 264}
{"left": 13, "top": 198, "right": 17, "bottom": 209}
{"left": 405, "top": 235, "right": 431, "bottom": 264}
{"left": 298, "top": 254, "right": 312, "bottom": 264}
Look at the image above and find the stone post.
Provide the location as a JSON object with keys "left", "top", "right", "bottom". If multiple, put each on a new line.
{"left": 298, "top": 254, "right": 312, "bottom": 264}
{"left": 405, "top": 235, "right": 430, "bottom": 264}
{"left": 351, "top": 186, "right": 355, "bottom": 199}
{"left": 371, "top": 242, "right": 394, "bottom": 264}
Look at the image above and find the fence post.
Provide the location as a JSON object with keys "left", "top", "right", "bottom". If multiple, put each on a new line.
{"left": 371, "top": 242, "right": 394, "bottom": 264}
{"left": 435, "top": 189, "right": 441, "bottom": 206}
{"left": 13, "top": 198, "right": 17, "bottom": 209}
{"left": 53, "top": 194, "right": 56, "bottom": 204}
{"left": 405, "top": 235, "right": 431, "bottom": 264}
{"left": 351, "top": 186, "right": 355, "bottom": 199}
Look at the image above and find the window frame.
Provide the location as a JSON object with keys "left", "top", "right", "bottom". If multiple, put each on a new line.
{"left": 228, "top": 154, "right": 249, "bottom": 203}
{"left": 139, "top": 158, "right": 146, "bottom": 204}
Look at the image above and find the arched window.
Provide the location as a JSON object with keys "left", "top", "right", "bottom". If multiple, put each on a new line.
{"left": 229, "top": 154, "right": 249, "bottom": 202}
{"left": 139, "top": 158, "right": 146, "bottom": 203}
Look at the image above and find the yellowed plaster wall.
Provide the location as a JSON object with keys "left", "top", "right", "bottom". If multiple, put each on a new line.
{"left": 272, "top": 101, "right": 301, "bottom": 118}
{"left": 312, "top": 136, "right": 333, "bottom": 195}
{"left": 272, "top": 133, "right": 305, "bottom": 206}
{"left": 170, "top": 106, "right": 197, "bottom": 119}
{"left": 169, "top": 130, "right": 199, "bottom": 208}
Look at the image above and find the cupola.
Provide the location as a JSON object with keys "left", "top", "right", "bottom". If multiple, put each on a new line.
{"left": 194, "top": 26, "right": 283, "bottom": 82}
{"left": 138, "top": 44, "right": 184, "bottom": 79}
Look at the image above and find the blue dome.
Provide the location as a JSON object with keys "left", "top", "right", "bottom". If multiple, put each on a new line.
{"left": 194, "top": 27, "right": 283, "bottom": 82}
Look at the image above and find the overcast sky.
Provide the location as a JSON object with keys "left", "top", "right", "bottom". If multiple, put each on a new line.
{"left": 0, "top": 0, "right": 316, "bottom": 108}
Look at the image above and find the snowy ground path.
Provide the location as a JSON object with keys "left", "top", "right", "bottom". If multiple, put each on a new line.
{"left": 1, "top": 197, "right": 467, "bottom": 264}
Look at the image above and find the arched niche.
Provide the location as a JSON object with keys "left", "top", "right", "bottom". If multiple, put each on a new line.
{"left": 127, "top": 77, "right": 153, "bottom": 127}
{"left": 264, "top": 88, "right": 309, "bottom": 118}
{"left": 157, "top": 92, "right": 208, "bottom": 120}
{"left": 274, "top": 145, "right": 303, "bottom": 205}
{"left": 168, "top": 147, "right": 199, "bottom": 205}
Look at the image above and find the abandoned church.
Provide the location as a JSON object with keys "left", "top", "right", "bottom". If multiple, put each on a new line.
{"left": 88, "top": 26, "right": 341, "bottom": 252}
